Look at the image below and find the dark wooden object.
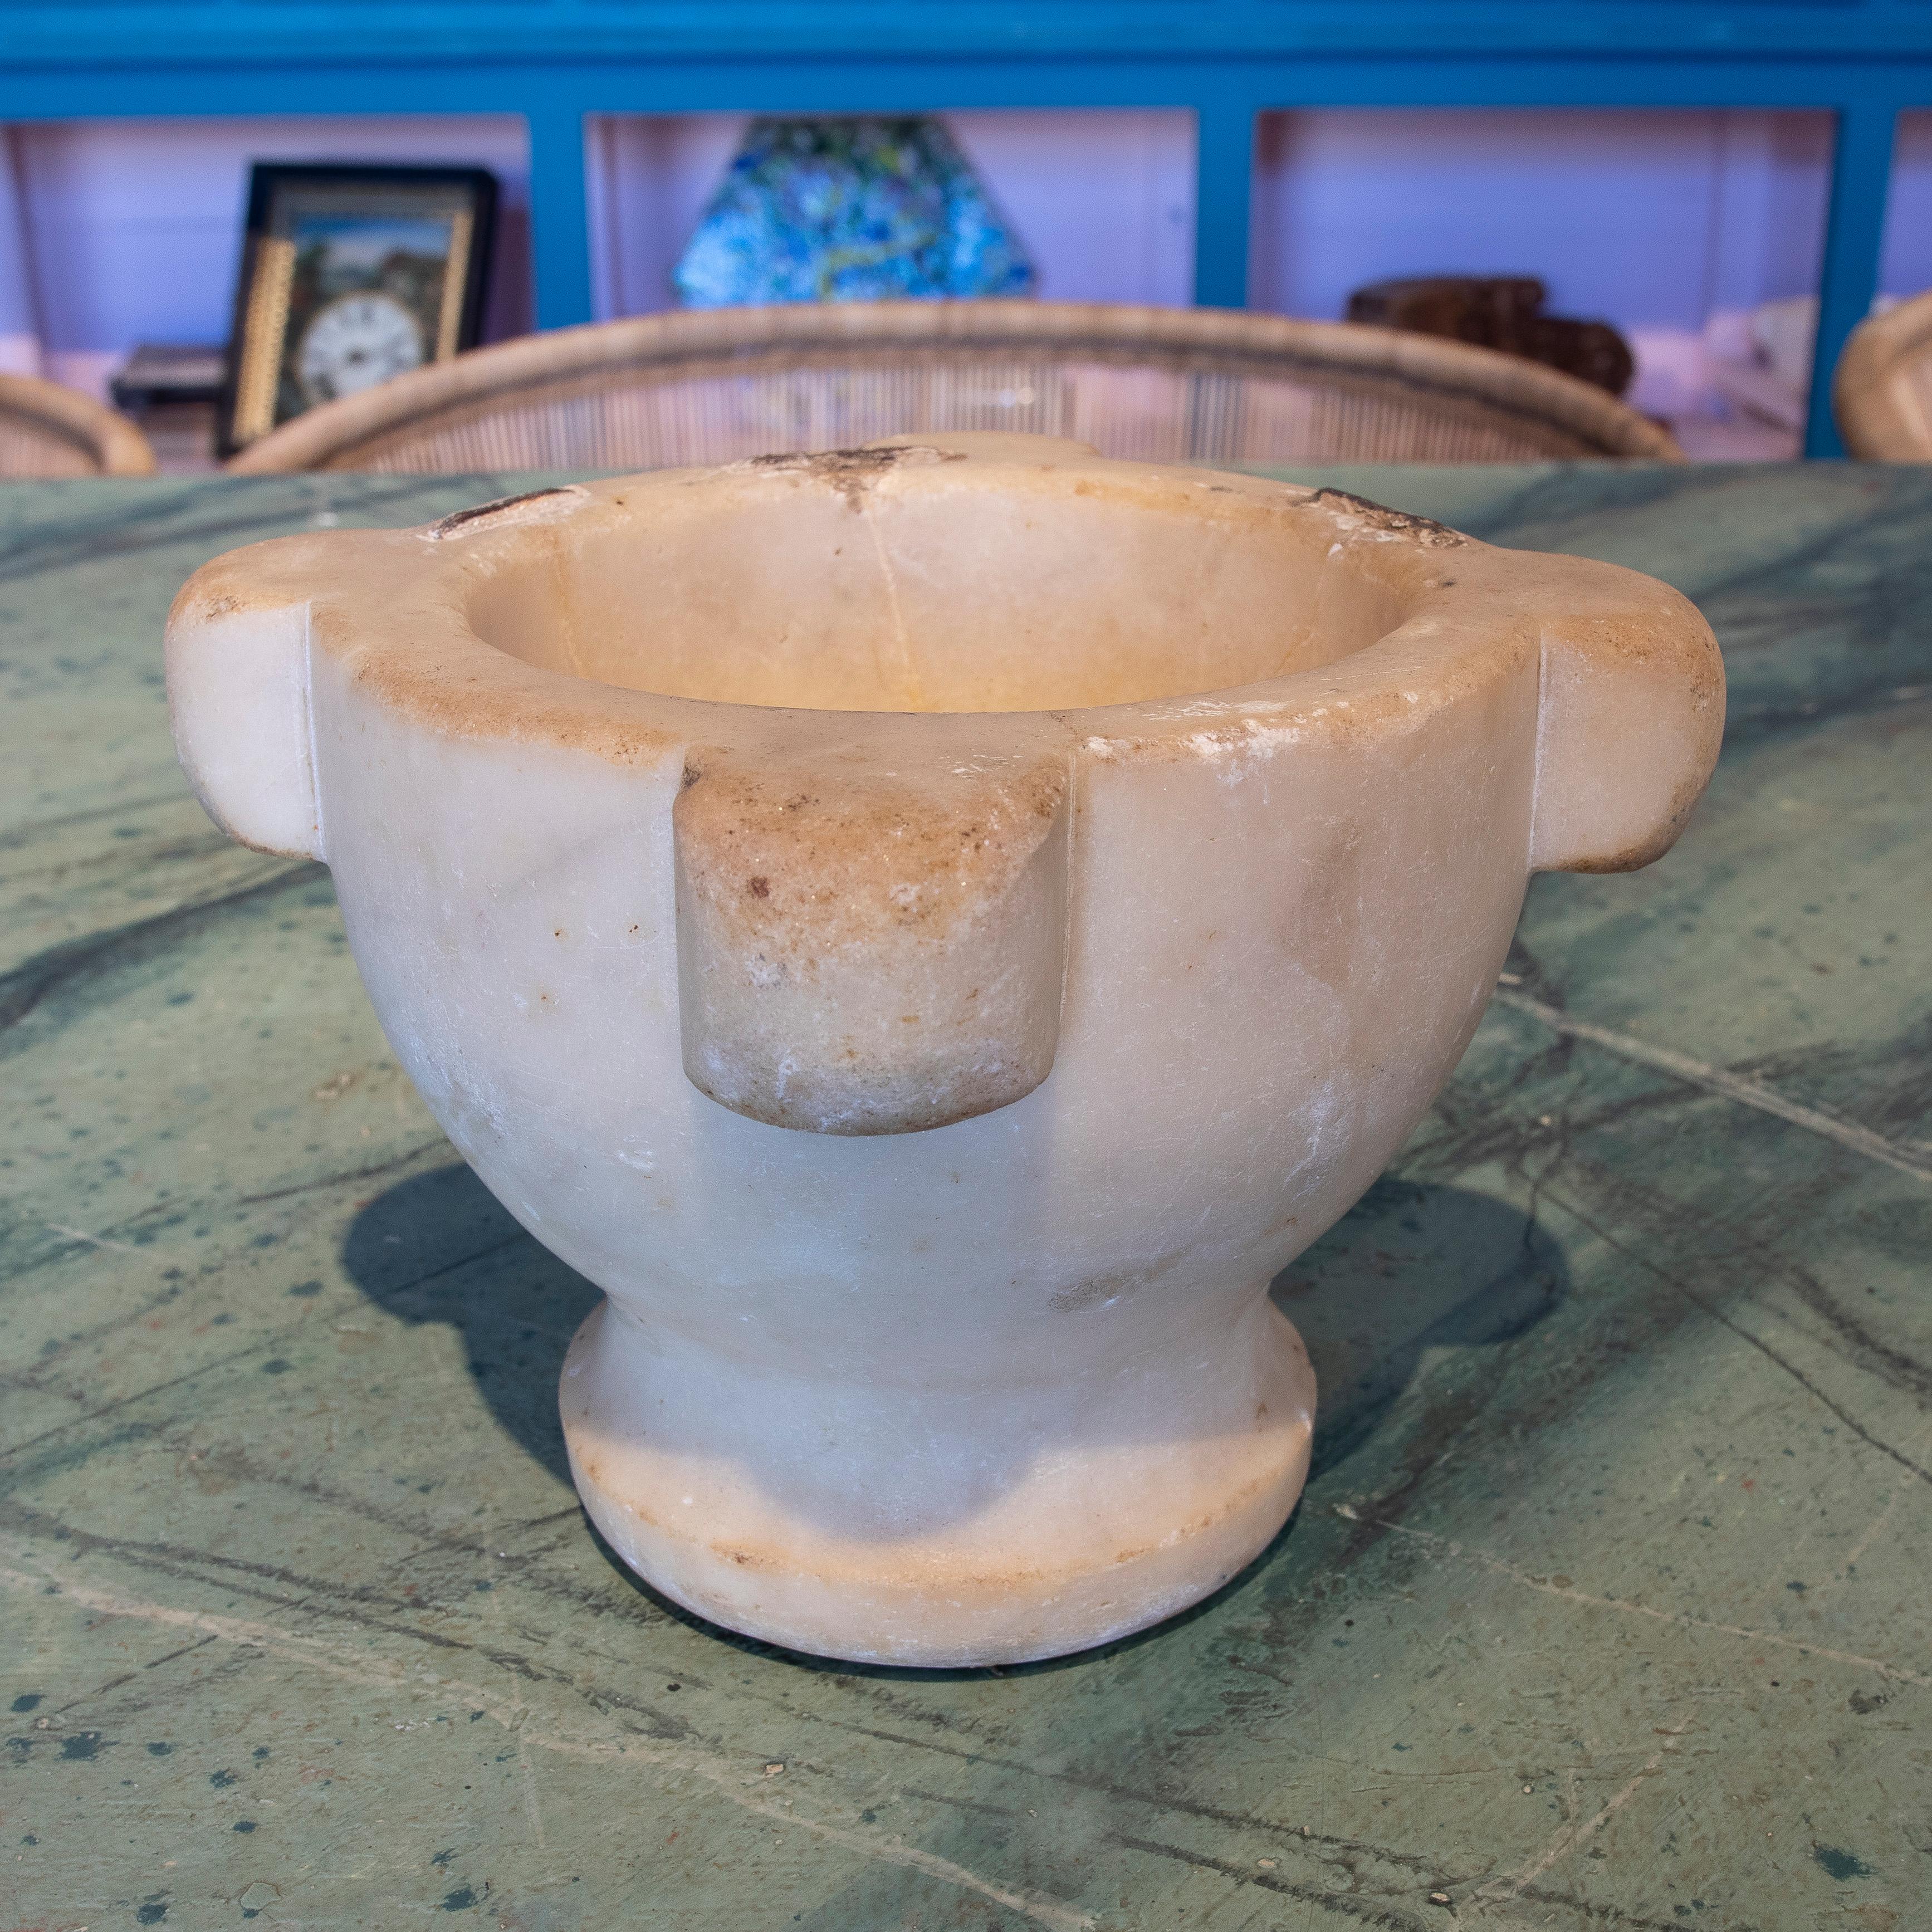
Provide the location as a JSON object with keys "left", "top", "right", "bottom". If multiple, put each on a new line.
{"left": 1348, "top": 275, "right": 1637, "bottom": 396}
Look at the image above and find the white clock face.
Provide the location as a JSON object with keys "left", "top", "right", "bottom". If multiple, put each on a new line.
{"left": 296, "top": 291, "right": 425, "bottom": 405}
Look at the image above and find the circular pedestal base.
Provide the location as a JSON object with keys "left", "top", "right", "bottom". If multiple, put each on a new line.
{"left": 559, "top": 1298, "right": 1315, "bottom": 1667}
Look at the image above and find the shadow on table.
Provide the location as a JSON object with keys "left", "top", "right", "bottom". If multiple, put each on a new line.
{"left": 1282, "top": 1171, "right": 1569, "bottom": 1485}
{"left": 341, "top": 1162, "right": 1564, "bottom": 1673}
{"left": 344, "top": 1161, "right": 597, "bottom": 1488}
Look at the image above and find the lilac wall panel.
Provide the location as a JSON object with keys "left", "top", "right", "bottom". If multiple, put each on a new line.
{"left": 0, "top": 130, "right": 42, "bottom": 374}
{"left": 15, "top": 114, "right": 531, "bottom": 365}
{"left": 587, "top": 115, "right": 747, "bottom": 320}
{"left": 1250, "top": 107, "right": 1831, "bottom": 330}
{"left": 1881, "top": 111, "right": 1932, "bottom": 300}
{"left": 948, "top": 110, "right": 1193, "bottom": 308}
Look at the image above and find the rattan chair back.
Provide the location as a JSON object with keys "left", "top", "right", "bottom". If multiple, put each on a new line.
{"left": 0, "top": 373, "right": 158, "bottom": 478}
{"left": 1835, "top": 292, "right": 1932, "bottom": 461}
{"left": 226, "top": 302, "right": 1684, "bottom": 474}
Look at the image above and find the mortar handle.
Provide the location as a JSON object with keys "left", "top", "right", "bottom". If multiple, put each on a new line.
{"left": 673, "top": 729, "right": 1072, "bottom": 1136}
{"left": 1520, "top": 552, "right": 1726, "bottom": 874}
{"left": 165, "top": 534, "right": 333, "bottom": 862}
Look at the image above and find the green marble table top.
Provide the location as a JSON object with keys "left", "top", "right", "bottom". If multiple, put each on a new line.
{"left": 3, "top": 466, "right": 1927, "bottom": 1932}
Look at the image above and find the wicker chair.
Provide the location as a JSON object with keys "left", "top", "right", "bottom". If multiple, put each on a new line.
{"left": 0, "top": 373, "right": 158, "bottom": 478}
{"left": 226, "top": 301, "right": 1683, "bottom": 474}
{"left": 1835, "top": 292, "right": 1932, "bottom": 460}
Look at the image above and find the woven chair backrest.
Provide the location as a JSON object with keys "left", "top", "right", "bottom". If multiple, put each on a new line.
{"left": 227, "top": 302, "right": 1684, "bottom": 474}
{"left": 0, "top": 374, "right": 156, "bottom": 478}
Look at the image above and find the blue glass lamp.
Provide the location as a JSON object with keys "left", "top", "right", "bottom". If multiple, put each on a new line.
{"left": 674, "top": 117, "right": 1036, "bottom": 308}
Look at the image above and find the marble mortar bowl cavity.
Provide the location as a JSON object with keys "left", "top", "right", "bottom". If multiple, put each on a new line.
{"left": 166, "top": 433, "right": 1724, "bottom": 1667}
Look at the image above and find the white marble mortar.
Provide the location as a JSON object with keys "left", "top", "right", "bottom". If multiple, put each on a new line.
{"left": 165, "top": 434, "right": 1723, "bottom": 1665}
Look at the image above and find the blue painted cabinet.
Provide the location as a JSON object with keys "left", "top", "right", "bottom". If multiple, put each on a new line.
{"left": 6, "top": 2, "right": 1930, "bottom": 453}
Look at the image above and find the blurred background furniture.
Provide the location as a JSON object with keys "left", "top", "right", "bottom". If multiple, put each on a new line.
{"left": 0, "top": 373, "right": 155, "bottom": 478}
{"left": 1833, "top": 291, "right": 1932, "bottom": 459}
{"left": 6, "top": 2, "right": 1929, "bottom": 458}
{"left": 223, "top": 300, "right": 1683, "bottom": 473}
{"left": 109, "top": 345, "right": 228, "bottom": 474}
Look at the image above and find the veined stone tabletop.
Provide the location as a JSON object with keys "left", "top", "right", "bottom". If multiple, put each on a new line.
{"left": 2, "top": 466, "right": 1926, "bottom": 1930}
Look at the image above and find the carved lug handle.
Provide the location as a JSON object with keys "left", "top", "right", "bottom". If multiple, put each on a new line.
{"left": 1519, "top": 552, "right": 1726, "bottom": 873}
{"left": 164, "top": 535, "right": 338, "bottom": 861}
{"left": 674, "top": 732, "right": 1071, "bottom": 1135}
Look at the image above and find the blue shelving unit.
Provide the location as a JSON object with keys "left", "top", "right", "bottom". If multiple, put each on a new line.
{"left": 6, "top": 2, "right": 1929, "bottom": 455}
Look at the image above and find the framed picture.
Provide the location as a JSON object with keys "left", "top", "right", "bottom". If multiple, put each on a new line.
{"left": 219, "top": 163, "right": 496, "bottom": 456}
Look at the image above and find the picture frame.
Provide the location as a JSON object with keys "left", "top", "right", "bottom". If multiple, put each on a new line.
{"left": 219, "top": 163, "right": 496, "bottom": 457}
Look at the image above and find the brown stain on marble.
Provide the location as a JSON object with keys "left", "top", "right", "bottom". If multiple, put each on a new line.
{"left": 733, "top": 442, "right": 966, "bottom": 509}
{"left": 674, "top": 757, "right": 1064, "bottom": 962}
{"left": 1310, "top": 488, "right": 1470, "bottom": 549}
